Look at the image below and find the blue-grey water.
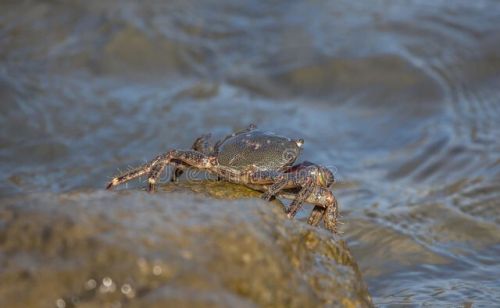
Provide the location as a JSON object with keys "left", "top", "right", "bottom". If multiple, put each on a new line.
{"left": 1, "top": 0, "right": 500, "bottom": 306}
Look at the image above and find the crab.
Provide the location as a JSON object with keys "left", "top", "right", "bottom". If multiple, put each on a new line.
{"left": 106, "top": 124, "right": 339, "bottom": 233}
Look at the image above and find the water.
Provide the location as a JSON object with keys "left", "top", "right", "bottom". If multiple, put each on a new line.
{"left": 1, "top": 0, "right": 500, "bottom": 305}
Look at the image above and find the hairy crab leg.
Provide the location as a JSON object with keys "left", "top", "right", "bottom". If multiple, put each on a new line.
{"left": 324, "top": 195, "right": 339, "bottom": 233}
{"left": 307, "top": 206, "right": 325, "bottom": 226}
{"left": 106, "top": 150, "right": 215, "bottom": 191}
{"left": 278, "top": 187, "right": 339, "bottom": 233}
{"left": 147, "top": 162, "right": 168, "bottom": 192}
{"left": 192, "top": 133, "right": 215, "bottom": 154}
{"left": 286, "top": 178, "right": 315, "bottom": 218}
{"left": 249, "top": 166, "right": 320, "bottom": 214}
{"left": 244, "top": 169, "right": 281, "bottom": 199}
{"left": 105, "top": 155, "right": 165, "bottom": 189}
{"left": 252, "top": 166, "right": 319, "bottom": 196}
{"left": 260, "top": 177, "right": 289, "bottom": 201}
{"left": 171, "top": 134, "right": 215, "bottom": 181}
{"left": 244, "top": 167, "right": 337, "bottom": 231}
{"left": 147, "top": 150, "right": 217, "bottom": 192}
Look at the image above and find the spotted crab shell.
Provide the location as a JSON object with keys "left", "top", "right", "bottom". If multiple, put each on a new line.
{"left": 216, "top": 130, "right": 303, "bottom": 171}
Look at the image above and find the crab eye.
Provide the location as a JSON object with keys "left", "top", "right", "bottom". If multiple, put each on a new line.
{"left": 295, "top": 139, "right": 304, "bottom": 147}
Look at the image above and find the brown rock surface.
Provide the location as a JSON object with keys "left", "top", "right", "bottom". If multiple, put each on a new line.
{"left": 0, "top": 183, "right": 372, "bottom": 307}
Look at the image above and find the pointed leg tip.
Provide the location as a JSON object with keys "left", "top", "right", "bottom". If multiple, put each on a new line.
{"left": 147, "top": 178, "right": 157, "bottom": 192}
{"left": 260, "top": 195, "right": 272, "bottom": 202}
{"left": 106, "top": 178, "right": 118, "bottom": 190}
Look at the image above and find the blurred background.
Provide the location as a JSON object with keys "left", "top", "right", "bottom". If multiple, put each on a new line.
{"left": 1, "top": 0, "right": 499, "bottom": 305}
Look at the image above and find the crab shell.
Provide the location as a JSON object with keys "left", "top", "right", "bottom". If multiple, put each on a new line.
{"left": 216, "top": 130, "right": 304, "bottom": 171}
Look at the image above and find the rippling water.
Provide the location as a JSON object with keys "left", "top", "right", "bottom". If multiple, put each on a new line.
{"left": 1, "top": 0, "right": 500, "bottom": 305}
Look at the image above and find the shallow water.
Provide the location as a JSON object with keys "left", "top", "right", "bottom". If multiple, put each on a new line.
{"left": 1, "top": 0, "right": 500, "bottom": 306}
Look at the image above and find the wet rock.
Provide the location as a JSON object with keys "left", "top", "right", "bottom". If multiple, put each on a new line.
{"left": 0, "top": 185, "right": 372, "bottom": 307}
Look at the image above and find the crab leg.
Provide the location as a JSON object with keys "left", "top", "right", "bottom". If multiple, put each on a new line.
{"left": 286, "top": 178, "right": 315, "bottom": 218}
{"left": 148, "top": 150, "right": 217, "bottom": 192}
{"left": 307, "top": 188, "right": 338, "bottom": 233}
{"left": 147, "top": 162, "right": 169, "bottom": 191}
{"left": 106, "top": 150, "right": 215, "bottom": 191}
{"left": 278, "top": 187, "right": 339, "bottom": 233}
{"left": 307, "top": 206, "right": 325, "bottom": 226}
{"left": 261, "top": 178, "right": 289, "bottom": 200}
{"left": 192, "top": 133, "right": 215, "bottom": 154}
{"left": 245, "top": 167, "right": 329, "bottom": 226}
{"left": 105, "top": 155, "right": 164, "bottom": 189}
{"left": 251, "top": 165, "right": 318, "bottom": 203}
{"left": 171, "top": 134, "right": 215, "bottom": 182}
